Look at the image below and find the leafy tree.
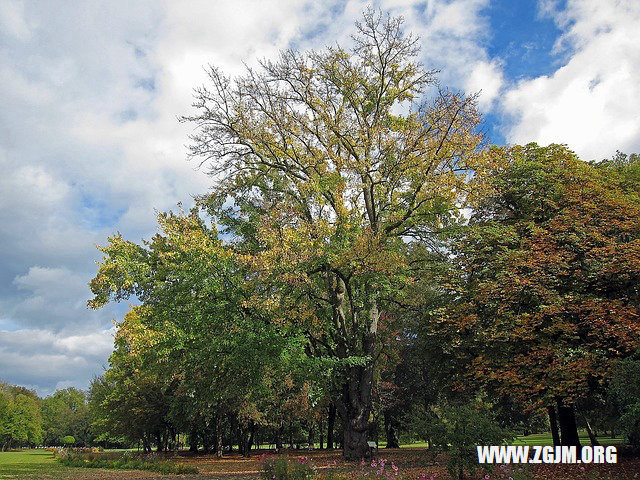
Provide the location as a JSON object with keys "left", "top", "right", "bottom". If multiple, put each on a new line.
{"left": 444, "top": 143, "right": 640, "bottom": 446}
{"left": 608, "top": 357, "right": 640, "bottom": 445}
{"left": 182, "top": 10, "right": 487, "bottom": 458}
{"left": 0, "top": 383, "right": 43, "bottom": 450}
{"left": 89, "top": 209, "right": 316, "bottom": 455}
{"left": 42, "top": 387, "right": 91, "bottom": 446}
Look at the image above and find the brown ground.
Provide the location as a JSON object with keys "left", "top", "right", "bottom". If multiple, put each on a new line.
{"left": 62, "top": 448, "right": 640, "bottom": 480}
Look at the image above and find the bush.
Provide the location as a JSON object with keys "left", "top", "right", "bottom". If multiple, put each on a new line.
{"left": 261, "top": 455, "right": 316, "bottom": 480}
{"left": 54, "top": 449, "right": 197, "bottom": 475}
{"left": 428, "top": 403, "right": 512, "bottom": 480}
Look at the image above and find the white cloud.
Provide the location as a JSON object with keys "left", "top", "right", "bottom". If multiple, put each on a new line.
{"left": 465, "top": 59, "right": 505, "bottom": 110}
{"left": 0, "top": 0, "right": 498, "bottom": 395}
{"left": 0, "top": 0, "right": 32, "bottom": 41}
{"left": 0, "top": 328, "right": 114, "bottom": 396}
{"left": 501, "top": 0, "right": 640, "bottom": 160}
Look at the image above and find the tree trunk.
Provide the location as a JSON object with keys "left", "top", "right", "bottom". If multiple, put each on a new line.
{"left": 328, "top": 273, "right": 378, "bottom": 460}
{"left": 327, "top": 404, "right": 336, "bottom": 449}
{"left": 339, "top": 363, "right": 374, "bottom": 459}
{"left": 308, "top": 423, "right": 314, "bottom": 450}
{"left": 384, "top": 411, "right": 400, "bottom": 449}
{"left": 579, "top": 411, "right": 599, "bottom": 446}
{"left": 556, "top": 399, "right": 581, "bottom": 447}
{"left": 214, "top": 415, "right": 223, "bottom": 458}
{"left": 189, "top": 427, "right": 199, "bottom": 452}
{"left": 275, "top": 426, "right": 283, "bottom": 451}
{"left": 319, "top": 417, "right": 324, "bottom": 450}
{"left": 547, "top": 405, "right": 560, "bottom": 447}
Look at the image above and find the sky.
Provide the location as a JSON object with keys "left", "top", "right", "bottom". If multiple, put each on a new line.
{"left": 1, "top": 0, "right": 639, "bottom": 397}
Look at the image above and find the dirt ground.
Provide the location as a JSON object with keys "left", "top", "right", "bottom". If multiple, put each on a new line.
{"left": 60, "top": 447, "right": 640, "bottom": 480}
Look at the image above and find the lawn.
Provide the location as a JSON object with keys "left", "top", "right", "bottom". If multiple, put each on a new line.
{"left": 0, "top": 449, "right": 155, "bottom": 480}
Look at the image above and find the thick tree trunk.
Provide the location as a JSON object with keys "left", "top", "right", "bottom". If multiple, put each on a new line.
{"left": 327, "top": 404, "right": 336, "bottom": 449}
{"left": 189, "top": 427, "right": 199, "bottom": 452}
{"left": 339, "top": 363, "right": 374, "bottom": 459}
{"left": 384, "top": 411, "right": 400, "bottom": 449}
{"left": 329, "top": 273, "right": 378, "bottom": 460}
{"left": 557, "top": 399, "right": 581, "bottom": 447}
{"left": 547, "top": 405, "right": 560, "bottom": 447}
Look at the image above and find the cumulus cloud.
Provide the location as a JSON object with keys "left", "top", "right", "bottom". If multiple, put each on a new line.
{"left": 501, "top": 0, "right": 640, "bottom": 160}
{"left": 0, "top": 328, "right": 115, "bottom": 396}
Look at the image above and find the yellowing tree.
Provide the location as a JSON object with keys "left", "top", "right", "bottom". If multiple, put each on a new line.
{"left": 183, "top": 10, "right": 487, "bottom": 458}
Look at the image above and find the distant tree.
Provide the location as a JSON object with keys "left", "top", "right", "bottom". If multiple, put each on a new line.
{"left": 0, "top": 383, "right": 43, "bottom": 450}
{"left": 42, "top": 388, "right": 91, "bottom": 446}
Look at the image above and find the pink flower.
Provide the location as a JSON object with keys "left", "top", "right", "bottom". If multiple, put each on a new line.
{"left": 485, "top": 475, "right": 491, "bottom": 480}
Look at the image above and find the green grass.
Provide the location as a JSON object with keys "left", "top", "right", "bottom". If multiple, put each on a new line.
{"left": 0, "top": 450, "right": 75, "bottom": 480}
{"left": 398, "top": 430, "right": 626, "bottom": 448}
{"left": 512, "top": 432, "right": 625, "bottom": 446}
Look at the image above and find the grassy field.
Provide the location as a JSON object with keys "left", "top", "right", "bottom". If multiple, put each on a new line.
{"left": 0, "top": 450, "right": 156, "bottom": 480}
{"left": 0, "top": 450, "right": 72, "bottom": 480}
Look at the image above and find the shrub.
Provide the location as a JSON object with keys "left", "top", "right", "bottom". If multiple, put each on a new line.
{"left": 54, "top": 449, "right": 197, "bottom": 475}
{"left": 428, "top": 403, "right": 512, "bottom": 480}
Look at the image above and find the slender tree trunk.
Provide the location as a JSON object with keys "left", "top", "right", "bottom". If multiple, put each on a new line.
{"left": 214, "top": 415, "right": 223, "bottom": 458}
{"left": 246, "top": 423, "right": 255, "bottom": 456}
{"left": 275, "top": 425, "right": 283, "bottom": 451}
{"left": 319, "top": 416, "right": 324, "bottom": 449}
{"left": 579, "top": 411, "right": 599, "bottom": 446}
{"left": 384, "top": 411, "right": 400, "bottom": 448}
{"left": 203, "top": 432, "right": 211, "bottom": 454}
{"left": 327, "top": 404, "right": 336, "bottom": 449}
{"left": 556, "top": 399, "right": 581, "bottom": 447}
{"left": 547, "top": 405, "right": 560, "bottom": 447}
{"left": 308, "top": 423, "right": 314, "bottom": 450}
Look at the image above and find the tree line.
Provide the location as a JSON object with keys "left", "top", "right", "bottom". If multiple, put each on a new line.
{"left": 0, "top": 382, "right": 93, "bottom": 451}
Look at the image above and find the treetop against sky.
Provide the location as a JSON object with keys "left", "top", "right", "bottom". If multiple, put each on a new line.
{"left": 0, "top": 0, "right": 639, "bottom": 396}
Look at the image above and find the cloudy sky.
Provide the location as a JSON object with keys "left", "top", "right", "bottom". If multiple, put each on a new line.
{"left": 1, "top": 0, "right": 639, "bottom": 397}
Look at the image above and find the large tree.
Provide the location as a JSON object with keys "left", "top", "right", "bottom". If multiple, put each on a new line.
{"left": 182, "top": 10, "right": 486, "bottom": 458}
{"left": 444, "top": 144, "right": 640, "bottom": 446}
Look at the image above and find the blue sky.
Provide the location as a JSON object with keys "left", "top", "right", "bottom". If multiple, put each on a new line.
{"left": 1, "top": 0, "right": 639, "bottom": 396}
